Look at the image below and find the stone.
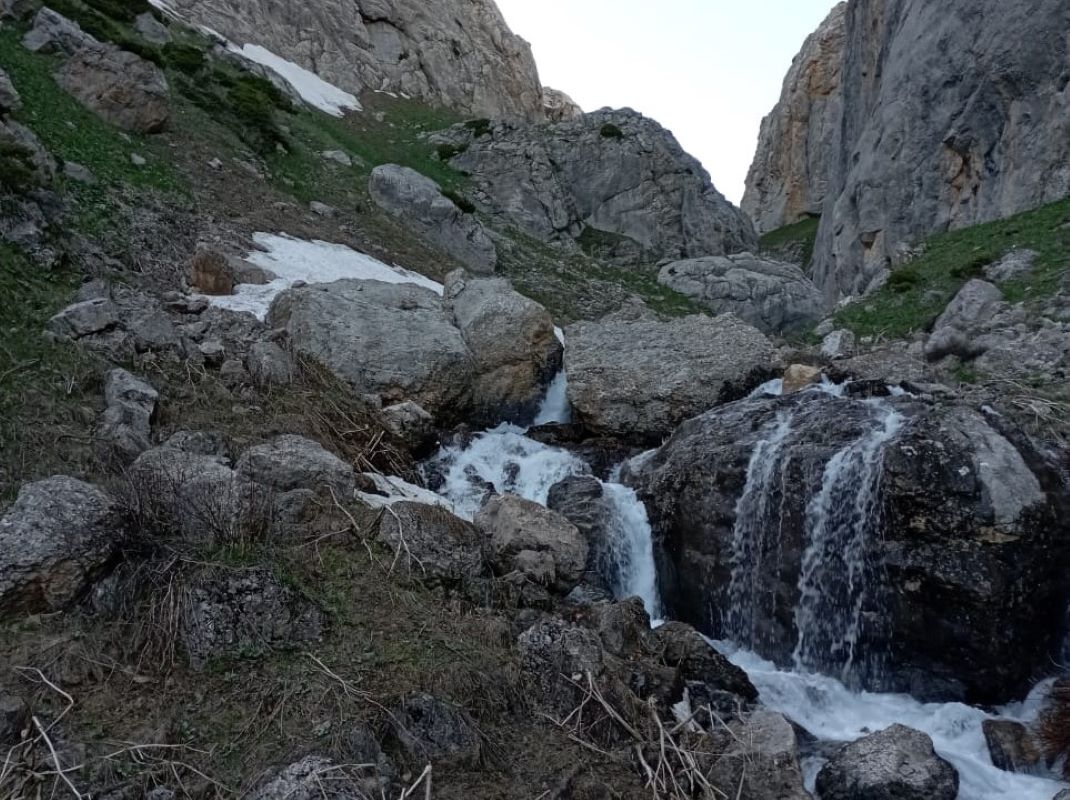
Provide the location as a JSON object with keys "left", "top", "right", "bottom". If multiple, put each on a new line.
{"left": 134, "top": 12, "right": 171, "bottom": 45}
{"left": 321, "top": 149, "right": 352, "bottom": 166}
{"left": 369, "top": 165, "right": 497, "bottom": 274}
{"left": 981, "top": 719, "right": 1043, "bottom": 774}
{"left": 710, "top": 711, "right": 811, "bottom": 800}
{"left": 98, "top": 369, "right": 158, "bottom": 463}
{"left": 782, "top": 363, "right": 821, "bottom": 394}
{"left": 129, "top": 153, "right": 147, "bottom": 166}
{"left": 442, "top": 270, "right": 561, "bottom": 419}
{"left": 56, "top": 44, "right": 170, "bottom": 134}
{"left": 816, "top": 724, "right": 958, "bottom": 800}
{"left": 452, "top": 108, "right": 756, "bottom": 265}
{"left": 475, "top": 494, "right": 588, "bottom": 593}
{"left": 0, "top": 477, "right": 120, "bottom": 614}
{"left": 658, "top": 253, "right": 824, "bottom": 334}
{"left": 564, "top": 313, "right": 774, "bottom": 441}
{"left": 376, "top": 501, "right": 484, "bottom": 583}
{"left": 22, "top": 7, "right": 93, "bottom": 55}
{"left": 541, "top": 86, "right": 583, "bottom": 122}
{"left": 235, "top": 435, "right": 354, "bottom": 495}
{"left": 741, "top": 3, "right": 846, "bottom": 234}
{"left": 164, "top": 430, "right": 230, "bottom": 458}
{"left": 821, "top": 328, "right": 856, "bottom": 359}
{"left": 182, "top": 568, "right": 324, "bottom": 667}
{"left": 380, "top": 401, "right": 435, "bottom": 452}
{"left": 0, "top": 67, "right": 21, "bottom": 114}
{"left": 546, "top": 475, "right": 615, "bottom": 591}
{"left": 652, "top": 622, "right": 757, "bottom": 700}
{"left": 518, "top": 617, "right": 604, "bottom": 711}
{"left": 249, "top": 756, "right": 364, "bottom": 800}
{"left": 245, "top": 341, "right": 294, "bottom": 386}
{"left": 627, "top": 391, "right": 1067, "bottom": 702}
{"left": 128, "top": 446, "right": 238, "bottom": 540}
{"left": 156, "top": 0, "right": 546, "bottom": 120}
{"left": 0, "top": 0, "right": 35, "bottom": 21}
{"left": 62, "top": 161, "right": 94, "bottom": 184}
{"left": 308, "top": 200, "right": 335, "bottom": 217}
{"left": 268, "top": 280, "right": 475, "bottom": 421}
{"left": 925, "top": 280, "right": 1007, "bottom": 362}
{"left": 0, "top": 690, "right": 29, "bottom": 744}
{"left": 47, "top": 298, "right": 120, "bottom": 339}
{"left": 391, "top": 694, "right": 480, "bottom": 765}
{"left": 0, "top": 118, "right": 55, "bottom": 187}
{"left": 984, "top": 249, "right": 1038, "bottom": 283}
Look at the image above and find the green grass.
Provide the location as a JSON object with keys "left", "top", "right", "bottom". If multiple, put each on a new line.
{"left": 835, "top": 196, "right": 1070, "bottom": 339}
{"left": 759, "top": 216, "right": 820, "bottom": 268}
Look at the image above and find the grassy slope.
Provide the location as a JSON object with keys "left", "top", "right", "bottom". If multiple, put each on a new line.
{"left": 835, "top": 197, "right": 1070, "bottom": 339}
{"left": 759, "top": 216, "right": 820, "bottom": 269}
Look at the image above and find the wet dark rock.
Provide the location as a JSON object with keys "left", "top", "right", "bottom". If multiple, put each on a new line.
{"left": 982, "top": 719, "right": 1043, "bottom": 774}
{"left": 651, "top": 622, "right": 757, "bottom": 700}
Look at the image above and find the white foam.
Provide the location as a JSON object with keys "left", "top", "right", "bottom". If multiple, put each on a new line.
{"left": 201, "top": 233, "right": 443, "bottom": 320}
{"left": 229, "top": 44, "right": 361, "bottom": 116}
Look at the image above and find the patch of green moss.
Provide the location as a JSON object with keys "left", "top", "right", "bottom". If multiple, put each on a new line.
{"left": 442, "top": 188, "right": 475, "bottom": 214}
{"left": 163, "top": 42, "right": 206, "bottom": 75}
{"left": 46, "top": 0, "right": 163, "bottom": 65}
{"left": 436, "top": 142, "right": 467, "bottom": 161}
{"left": 759, "top": 216, "right": 820, "bottom": 268}
{"left": 600, "top": 123, "right": 624, "bottom": 140}
{"left": 464, "top": 118, "right": 491, "bottom": 138}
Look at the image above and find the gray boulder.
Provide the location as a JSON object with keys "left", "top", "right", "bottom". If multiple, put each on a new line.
{"left": 0, "top": 476, "right": 121, "bottom": 614}
{"left": 128, "top": 446, "right": 237, "bottom": 540}
{"left": 564, "top": 313, "right": 774, "bottom": 441}
{"left": 22, "top": 7, "right": 93, "bottom": 55}
{"left": 134, "top": 12, "right": 171, "bottom": 45}
{"left": 97, "top": 369, "right": 158, "bottom": 463}
{"left": 55, "top": 44, "right": 170, "bottom": 133}
{"left": 475, "top": 494, "right": 588, "bottom": 593}
{"left": 182, "top": 568, "right": 324, "bottom": 668}
{"left": 815, "top": 724, "right": 958, "bottom": 800}
{"left": 451, "top": 108, "right": 756, "bottom": 265}
{"left": 375, "top": 501, "right": 484, "bottom": 583}
{"left": 245, "top": 341, "right": 294, "bottom": 386}
{"left": 710, "top": 711, "right": 812, "bottom": 800}
{"left": 981, "top": 719, "right": 1042, "bottom": 774}
{"left": 47, "top": 298, "right": 120, "bottom": 339}
{"left": 268, "top": 280, "right": 475, "bottom": 421}
{"left": 657, "top": 253, "right": 824, "bottom": 334}
{"left": 391, "top": 694, "right": 481, "bottom": 765}
{"left": 0, "top": 68, "right": 21, "bottom": 114}
{"left": 925, "top": 280, "right": 1007, "bottom": 362}
{"left": 442, "top": 270, "right": 561, "bottom": 419}
{"left": 821, "top": 328, "right": 856, "bottom": 359}
{"left": 369, "top": 165, "right": 496, "bottom": 274}
{"left": 235, "top": 435, "right": 354, "bottom": 495}
{"left": 249, "top": 755, "right": 363, "bottom": 800}
{"left": 652, "top": 622, "right": 757, "bottom": 700}
{"left": 0, "top": 0, "right": 35, "bottom": 20}
{"left": 380, "top": 401, "right": 434, "bottom": 451}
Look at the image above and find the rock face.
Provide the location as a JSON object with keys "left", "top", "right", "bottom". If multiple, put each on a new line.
{"left": 0, "top": 477, "right": 121, "bottom": 614}
{"left": 475, "top": 494, "right": 588, "bottom": 593}
{"left": 269, "top": 280, "right": 475, "bottom": 420}
{"left": 442, "top": 270, "right": 561, "bottom": 419}
{"left": 369, "top": 165, "right": 497, "bottom": 274}
{"left": 449, "top": 108, "right": 757, "bottom": 265}
{"left": 741, "top": 3, "right": 846, "bottom": 234}
{"left": 752, "top": 0, "right": 1070, "bottom": 300}
{"left": 541, "top": 86, "right": 582, "bottom": 122}
{"left": 158, "top": 0, "right": 545, "bottom": 120}
{"left": 627, "top": 390, "right": 1069, "bottom": 703}
{"left": 564, "top": 313, "right": 774, "bottom": 441}
{"left": 815, "top": 724, "right": 958, "bottom": 800}
{"left": 657, "top": 253, "right": 825, "bottom": 334}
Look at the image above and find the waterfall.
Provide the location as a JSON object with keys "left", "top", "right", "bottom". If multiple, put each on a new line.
{"left": 533, "top": 370, "right": 572, "bottom": 426}
{"left": 601, "top": 481, "right": 662, "bottom": 619}
{"left": 792, "top": 400, "right": 903, "bottom": 679}
{"left": 724, "top": 410, "right": 795, "bottom": 646}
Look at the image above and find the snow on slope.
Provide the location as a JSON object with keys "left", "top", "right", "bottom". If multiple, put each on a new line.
{"left": 201, "top": 233, "right": 444, "bottom": 320}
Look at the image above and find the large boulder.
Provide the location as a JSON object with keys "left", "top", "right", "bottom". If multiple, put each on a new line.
{"left": 449, "top": 108, "right": 757, "bottom": 265}
{"left": 369, "top": 165, "right": 497, "bottom": 274}
{"left": 442, "top": 270, "right": 561, "bottom": 420}
{"left": 709, "top": 711, "right": 812, "bottom": 800}
{"left": 627, "top": 389, "right": 1069, "bottom": 703}
{"left": 127, "top": 445, "right": 238, "bottom": 540}
{"left": 22, "top": 7, "right": 93, "bottom": 54}
{"left": 658, "top": 253, "right": 825, "bottom": 334}
{"left": 475, "top": 494, "right": 588, "bottom": 593}
{"left": 97, "top": 369, "right": 158, "bottom": 463}
{"left": 268, "top": 279, "right": 475, "bottom": 421}
{"left": 924, "top": 279, "right": 1007, "bottom": 361}
{"left": 55, "top": 43, "right": 170, "bottom": 134}
{"left": 564, "top": 313, "right": 774, "bottom": 441}
{"left": 234, "top": 435, "right": 355, "bottom": 495}
{"left": 375, "top": 501, "right": 484, "bottom": 583}
{"left": 0, "top": 477, "right": 121, "bottom": 614}
{"left": 815, "top": 724, "right": 958, "bottom": 800}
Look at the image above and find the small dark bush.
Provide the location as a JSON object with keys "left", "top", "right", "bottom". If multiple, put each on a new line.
{"left": 234, "top": 74, "right": 293, "bottom": 112}
{"left": 47, "top": 0, "right": 163, "bottom": 65}
{"left": 888, "top": 268, "right": 921, "bottom": 293}
{"left": 229, "top": 79, "right": 284, "bottom": 152}
{"left": 436, "top": 143, "right": 467, "bottom": 162}
{"left": 442, "top": 189, "right": 475, "bottom": 214}
{"left": 164, "top": 43, "right": 206, "bottom": 75}
{"left": 950, "top": 253, "right": 994, "bottom": 280}
{"left": 0, "top": 141, "right": 38, "bottom": 194}
{"left": 464, "top": 118, "right": 492, "bottom": 137}
{"left": 84, "top": 0, "right": 152, "bottom": 22}
{"left": 600, "top": 123, "right": 624, "bottom": 140}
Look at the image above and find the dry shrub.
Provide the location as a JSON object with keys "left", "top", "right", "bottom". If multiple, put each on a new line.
{"left": 1039, "top": 678, "right": 1070, "bottom": 777}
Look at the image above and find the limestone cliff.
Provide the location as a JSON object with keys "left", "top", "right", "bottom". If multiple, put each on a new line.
{"left": 161, "top": 0, "right": 546, "bottom": 120}
{"left": 741, "top": 2, "right": 845, "bottom": 235}
{"left": 747, "top": 0, "right": 1070, "bottom": 302}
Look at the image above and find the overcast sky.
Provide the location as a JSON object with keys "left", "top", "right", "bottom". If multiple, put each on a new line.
{"left": 495, "top": 0, "right": 841, "bottom": 206}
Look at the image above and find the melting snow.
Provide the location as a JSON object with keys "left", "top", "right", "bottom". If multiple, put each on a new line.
{"left": 200, "top": 233, "right": 443, "bottom": 320}
{"left": 229, "top": 44, "right": 361, "bottom": 116}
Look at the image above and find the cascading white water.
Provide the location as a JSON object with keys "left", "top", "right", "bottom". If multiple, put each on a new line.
{"left": 600, "top": 481, "right": 661, "bottom": 619}
{"left": 792, "top": 400, "right": 904, "bottom": 679}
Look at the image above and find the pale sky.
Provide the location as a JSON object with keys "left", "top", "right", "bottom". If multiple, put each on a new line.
{"left": 495, "top": 0, "right": 841, "bottom": 206}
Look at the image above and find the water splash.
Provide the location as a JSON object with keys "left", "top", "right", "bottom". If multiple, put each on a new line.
{"left": 600, "top": 482, "right": 661, "bottom": 618}
{"left": 533, "top": 370, "right": 572, "bottom": 426}
{"left": 792, "top": 400, "right": 904, "bottom": 679}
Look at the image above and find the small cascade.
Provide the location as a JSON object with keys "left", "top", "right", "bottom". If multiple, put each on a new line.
{"left": 600, "top": 481, "right": 662, "bottom": 619}
{"left": 724, "top": 410, "right": 795, "bottom": 646}
{"left": 533, "top": 370, "right": 572, "bottom": 426}
{"left": 792, "top": 400, "right": 904, "bottom": 679}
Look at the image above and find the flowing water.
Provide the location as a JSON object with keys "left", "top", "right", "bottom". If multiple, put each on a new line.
{"left": 427, "top": 372, "right": 1066, "bottom": 799}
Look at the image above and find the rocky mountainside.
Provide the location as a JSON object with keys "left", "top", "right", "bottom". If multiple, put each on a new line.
{"left": 747, "top": 0, "right": 1070, "bottom": 301}
{"left": 161, "top": 0, "right": 547, "bottom": 120}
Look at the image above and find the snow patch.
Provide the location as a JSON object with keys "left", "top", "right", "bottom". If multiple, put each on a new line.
{"left": 199, "top": 233, "right": 443, "bottom": 320}
{"left": 229, "top": 44, "right": 361, "bottom": 116}
{"left": 357, "top": 474, "right": 455, "bottom": 512}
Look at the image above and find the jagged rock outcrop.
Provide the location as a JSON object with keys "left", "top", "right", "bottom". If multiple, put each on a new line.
{"left": 748, "top": 0, "right": 1070, "bottom": 301}
{"left": 97, "top": 368, "right": 158, "bottom": 463}
{"left": 627, "top": 390, "right": 1070, "bottom": 703}
{"left": 657, "top": 253, "right": 825, "bottom": 334}
{"left": 541, "top": 86, "right": 582, "bottom": 122}
{"left": 741, "top": 2, "right": 845, "bottom": 234}
{"left": 447, "top": 108, "right": 757, "bottom": 265}
{"left": 564, "top": 313, "right": 774, "bottom": 441}
{"left": 158, "top": 0, "right": 546, "bottom": 120}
